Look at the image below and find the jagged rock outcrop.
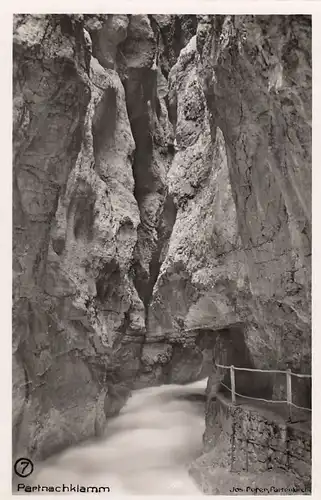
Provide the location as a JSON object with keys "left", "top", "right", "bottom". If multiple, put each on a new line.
{"left": 140, "top": 15, "right": 311, "bottom": 409}
{"left": 138, "top": 34, "right": 247, "bottom": 387}
{"left": 117, "top": 15, "right": 175, "bottom": 314}
{"left": 13, "top": 14, "right": 98, "bottom": 460}
{"left": 12, "top": 13, "right": 175, "bottom": 461}
{"left": 13, "top": 13, "right": 311, "bottom": 477}
{"left": 13, "top": 12, "right": 199, "bottom": 461}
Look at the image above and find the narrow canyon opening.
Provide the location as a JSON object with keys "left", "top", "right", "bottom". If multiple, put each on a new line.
{"left": 12, "top": 13, "right": 311, "bottom": 496}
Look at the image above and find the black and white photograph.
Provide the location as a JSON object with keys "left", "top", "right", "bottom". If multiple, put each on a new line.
{"left": 11, "top": 7, "right": 313, "bottom": 496}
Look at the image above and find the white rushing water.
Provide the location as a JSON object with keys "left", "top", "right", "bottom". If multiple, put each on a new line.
{"left": 25, "top": 379, "right": 207, "bottom": 495}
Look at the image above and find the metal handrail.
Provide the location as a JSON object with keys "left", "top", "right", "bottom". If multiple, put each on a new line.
{"left": 215, "top": 362, "right": 312, "bottom": 415}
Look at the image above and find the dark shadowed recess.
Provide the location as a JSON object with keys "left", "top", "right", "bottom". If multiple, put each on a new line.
{"left": 134, "top": 194, "right": 177, "bottom": 314}
{"left": 120, "top": 64, "right": 178, "bottom": 314}
{"left": 195, "top": 323, "right": 311, "bottom": 411}
{"left": 149, "top": 15, "right": 198, "bottom": 79}
{"left": 66, "top": 181, "right": 96, "bottom": 242}
{"left": 95, "top": 259, "right": 120, "bottom": 303}
{"left": 195, "top": 324, "right": 273, "bottom": 399}
{"left": 92, "top": 85, "right": 117, "bottom": 157}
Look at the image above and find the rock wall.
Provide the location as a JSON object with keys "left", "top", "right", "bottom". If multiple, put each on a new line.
{"left": 13, "top": 14, "right": 311, "bottom": 465}
{"left": 12, "top": 13, "right": 185, "bottom": 461}
{"left": 189, "top": 393, "right": 311, "bottom": 494}
{"left": 140, "top": 15, "right": 311, "bottom": 408}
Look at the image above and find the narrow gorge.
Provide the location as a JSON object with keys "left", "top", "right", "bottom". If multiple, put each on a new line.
{"left": 12, "top": 14, "right": 311, "bottom": 494}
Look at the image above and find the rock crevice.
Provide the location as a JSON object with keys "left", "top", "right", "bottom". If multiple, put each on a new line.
{"left": 13, "top": 15, "right": 311, "bottom": 481}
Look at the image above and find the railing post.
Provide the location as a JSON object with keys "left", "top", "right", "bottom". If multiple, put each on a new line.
{"left": 230, "top": 365, "right": 236, "bottom": 404}
{"left": 286, "top": 369, "right": 292, "bottom": 422}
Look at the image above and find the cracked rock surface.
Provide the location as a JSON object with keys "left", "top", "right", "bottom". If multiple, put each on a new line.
{"left": 140, "top": 15, "right": 311, "bottom": 406}
{"left": 13, "top": 14, "right": 311, "bottom": 470}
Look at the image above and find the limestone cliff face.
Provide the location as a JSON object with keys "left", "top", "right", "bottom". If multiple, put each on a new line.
{"left": 13, "top": 13, "right": 198, "bottom": 461}
{"left": 13, "top": 14, "right": 311, "bottom": 462}
{"left": 140, "top": 15, "right": 311, "bottom": 409}
{"left": 200, "top": 15, "right": 311, "bottom": 379}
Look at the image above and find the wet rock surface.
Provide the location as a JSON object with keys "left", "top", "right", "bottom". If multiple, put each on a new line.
{"left": 13, "top": 14, "right": 311, "bottom": 488}
{"left": 140, "top": 15, "right": 311, "bottom": 406}
{"left": 189, "top": 393, "right": 311, "bottom": 494}
{"left": 13, "top": 13, "right": 191, "bottom": 462}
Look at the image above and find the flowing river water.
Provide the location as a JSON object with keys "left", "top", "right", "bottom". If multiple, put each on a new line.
{"left": 21, "top": 379, "right": 207, "bottom": 495}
